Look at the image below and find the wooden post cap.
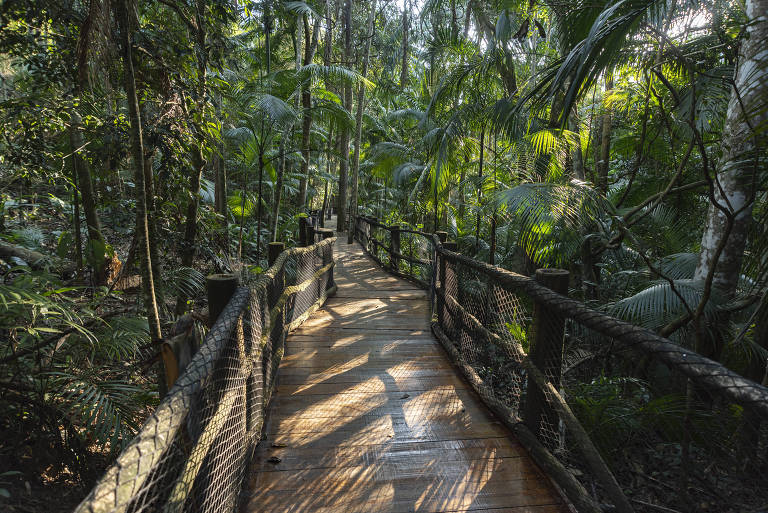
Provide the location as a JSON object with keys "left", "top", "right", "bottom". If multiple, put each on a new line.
{"left": 435, "top": 231, "right": 448, "bottom": 243}
{"left": 268, "top": 242, "right": 285, "bottom": 267}
{"left": 206, "top": 273, "right": 239, "bottom": 328}
{"left": 534, "top": 269, "right": 569, "bottom": 293}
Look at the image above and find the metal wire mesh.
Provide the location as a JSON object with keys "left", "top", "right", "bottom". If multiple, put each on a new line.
{"left": 435, "top": 248, "right": 768, "bottom": 512}
{"left": 74, "top": 238, "right": 336, "bottom": 513}
{"left": 354, "top": 217, "right": 435, "bottom": 290}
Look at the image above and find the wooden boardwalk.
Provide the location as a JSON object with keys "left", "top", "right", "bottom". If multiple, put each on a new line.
{"left": 244, "top": 230, "right": 567, "bottom": 513}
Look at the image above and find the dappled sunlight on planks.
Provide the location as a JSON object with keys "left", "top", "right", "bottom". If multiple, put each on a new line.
{"left": 244, "top": 236, "right": 567, "bottom": 513}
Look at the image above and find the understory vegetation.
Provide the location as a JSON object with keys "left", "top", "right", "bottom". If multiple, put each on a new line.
{"left": 1, "top": 0, "right": 766, "bottom": 511}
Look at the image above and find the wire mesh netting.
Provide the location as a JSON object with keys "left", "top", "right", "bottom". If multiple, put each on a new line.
{"left": 436, "top": 249, "right": 768, "bottom": 512}
{"left": 354, "top": 216, "right": 435, "bottom": 290}
{"left": 354, "top": 216, "right": 768, "bottom": 513}
{"left": 74, "top": 238, "right": 336, "bottom": 513}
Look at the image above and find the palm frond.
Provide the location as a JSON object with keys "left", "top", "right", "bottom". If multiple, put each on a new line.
{"left": 53, "top": 372, "right": 146, "bottom": 450}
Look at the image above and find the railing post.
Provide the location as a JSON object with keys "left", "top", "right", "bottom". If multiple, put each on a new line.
{"left": 268, "top": 242, "right": 284, "bottom": 268}
{"left": 389, "top": 225, "right": 401, "bottom": 273}
{"left": 206, "top": 273, "right": 239, "bottom": 328}
{"left": 437, "top": 241, "right": 457, "bottom": 328}
{"left": 317, "top": 228, "right": 334, "bottom": 240}
{"left": 370, "top": 217, "right": 378, "bottom": 254}
{"left": 524, "top": 268, "right": 569, "bottom": 438}
{"left": 298, "top": 216, "right": 308, "bottom": 247}
{"left": 305, "top": 218, "right": 316, "bottom": 246}
{"left": 435, "top": 231, "right": 448, "bottom": 244}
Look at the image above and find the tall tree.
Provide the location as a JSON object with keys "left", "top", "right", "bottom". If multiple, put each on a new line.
{"left": 298, "top": 13, "right": 321, "bottom": 208}
{"left": 336, "top": 0, "right": 352, "bottom": 232}
{"left": 347, "top": 0, "right": 376, "bottom": 243}
{"left": 693, "top": 0, "right": 768, "bottom": 334}
{"left": 116, "top": 0, "right": 162, "bottom": 343}
{"left": 71, "top": 0, "right": 111, "bottom": 282}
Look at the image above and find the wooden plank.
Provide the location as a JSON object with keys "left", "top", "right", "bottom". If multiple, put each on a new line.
{"left": 276, "top": 376, "right": 470, "bottom": 396}
{"left": 244, "top": 234, "right": 567, "bottom": 513}
{"left": 251, "top": 438, "right": 528, "bottom": 472}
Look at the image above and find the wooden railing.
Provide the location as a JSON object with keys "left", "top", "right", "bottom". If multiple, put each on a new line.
{"left": 74, "top": 238, "right": 337, "bottom": 513}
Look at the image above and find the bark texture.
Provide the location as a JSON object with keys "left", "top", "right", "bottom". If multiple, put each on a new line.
{"left": 693, "top": 0, "right": 767, "bottom": 296}
{"left": 347, "top": 0, "right": 376, "bottom": 243}
{"left": 116, "top": 0, "right": 162, "bottom": 342}
{"left": 336, "top": 0, "right": 352, "bottom": 232}
{"left": 298, "top": 15, "right": 321, "bottom": 208}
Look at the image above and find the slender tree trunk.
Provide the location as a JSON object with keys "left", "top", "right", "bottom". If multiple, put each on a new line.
{"left": 214, "top": 95, "right": 227, "bottom": 214}
{"left": 299, "top": 16, "right": 321, "bottom": 208}
{"left": 272, "top": 137, "right": 286, "bottom": 241}
{"left": 70, "top": 111, "right": 109, "bottom": 281}
{"left": 71, "top": 0, "right": 110, "bottom": 282}
{"left": 400, "top": 0, "right": 409, "bottom": 89}
{"left": 693, "top": 0, "right": 767, "bottom": 298}
{"left": 597, "top": 76, "right": 612, "bottom": 195}
{"left": 489, "top": 214, "right": 497, "bottom": 265}
{"left": 116, "top": 0, "right": 162, "bottom": 342}
{"left": 143, "top": 152, "right": 163, "bottom": 303}
{"left": 264, "top": 0, "right": 272, "bottom": 75}
{"left": 337, "top": 0, "right": 352, "bottom": 232}
{"left": 256, "top": 149, "right": 265, "bottom": 260}
{"left": 71, "top": 162, "right": 83, "bottom": 278}
{"left": 475, "top": 125, "right": 485, "bottom": 252}
{"left": 450, "top": 0, "right": 458, "bottom": 39}
{"left": 176, "top": 1, "right": 208, "bottom": 314}
{"left": 457, "top": 154, "right": 467, "bottom": 219}
{"left": 347, "top": 0, "right": 377, "bottom": 243}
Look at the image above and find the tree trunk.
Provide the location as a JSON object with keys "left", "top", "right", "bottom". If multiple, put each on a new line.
{"left": 475, "top": 125, "right": 485, "bottom": 252}
{"left": 176, "top": 1, "right": 208, "bottom": 314}
{"left": 71, "top": 157, "right": 83, "bottom": 277}
{"left": 400, "top": 1, "right": 409, "bottom": 89}
{"left": 570, "top": 111, "right": 586, "bottom": 181}
{"left": 272, "top": 137, "right": 286, "bottom": 241}
{"left": 256, "top": 150, "right": 265, "bottom": 260}
{"left": 143, "top": 152, "right": 163, "bottom": 303}
{"left": 214, "top": 96, "right": 228, "bottom": 215}
{"left": 596, "top": 76, "right": 612, "bottom": 195}
{"left": 298, "top": 15, "right": 322, "bottom": 209}
{"left": 337, "top": 0, "right": 352, "bottom": 232}
{"left": 693, "top": 0, "right": 767, "bottom": 298}
{"left": 69, "top": 112, "right": 109, "bottom": 282}
{"left": 116, "top": 0, "right": 162, "bottom": 342}
{"left": 347, "top": 0, "right": 376, "bottom": 243}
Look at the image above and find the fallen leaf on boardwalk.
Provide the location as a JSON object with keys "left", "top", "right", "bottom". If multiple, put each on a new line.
{"left": 400, "top": 394, "right": 410, "bottom": 399}
{"left": 271, "top": 442, "right": 288, "bottom": 448}
{"left": 267, "top": 457, "right": 282, "bottom": 464}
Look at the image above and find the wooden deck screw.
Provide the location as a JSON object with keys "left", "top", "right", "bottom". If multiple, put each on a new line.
{"left": 389, "top": 225, "right": 401, "bottom": 272}
{"left": 268, "top": 242, "right": 285, "bottom": 268}
{"left": 206, "top": 273, "right": 239, "bottom": 328}
{"left": 523, "top": 268, "right": 569, "bottom": 438}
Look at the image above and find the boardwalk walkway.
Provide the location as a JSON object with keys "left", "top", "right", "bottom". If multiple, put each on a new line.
{"left": 244, "top": 229, "right": 567, "bottom": 513}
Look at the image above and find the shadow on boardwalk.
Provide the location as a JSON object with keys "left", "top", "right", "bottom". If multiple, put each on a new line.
{"left": 243, "top": 222, "right": 567, "bottom": 513}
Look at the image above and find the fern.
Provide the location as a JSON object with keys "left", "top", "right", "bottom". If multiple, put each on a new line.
{"left": 52, "top": 371, "right": 145, "bottom": 451}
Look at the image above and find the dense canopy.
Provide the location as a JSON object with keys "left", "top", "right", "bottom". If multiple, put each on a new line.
{"left": 0, "top": 0, "right": 767, "bottom": 511}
